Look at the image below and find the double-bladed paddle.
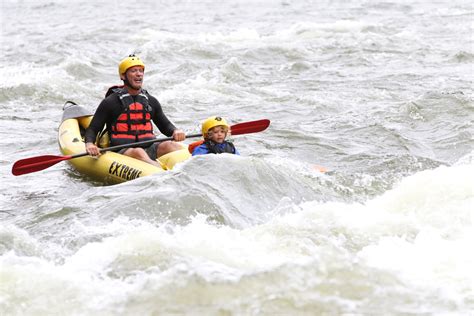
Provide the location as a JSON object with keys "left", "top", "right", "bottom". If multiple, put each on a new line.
{"left": 12, "top": 119, "right": 270, "bottom": 176}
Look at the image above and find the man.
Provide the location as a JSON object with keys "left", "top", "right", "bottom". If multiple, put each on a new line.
{"left": 85, "top": 55, "right": 185, "bottom": 167}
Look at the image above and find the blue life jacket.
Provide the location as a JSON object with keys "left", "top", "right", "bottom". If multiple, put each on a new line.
{"left": 192, "top": 140, "right": 239, "bottom": 156}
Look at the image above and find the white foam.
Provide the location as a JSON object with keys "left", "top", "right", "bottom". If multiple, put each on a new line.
{"left": 275, "top": 20, "right": 370, "bottom": 39}
{"left": 369, "top": 164, "right": 474, "bottom": 232}
{"left": 2, "top": 161, "right": 472, "bottom": 313}
{"left": 288, "top": 163, "right": 474, "bottom": 304}
{"left": 0, "top": 63, "right": 57, "bottom": 88}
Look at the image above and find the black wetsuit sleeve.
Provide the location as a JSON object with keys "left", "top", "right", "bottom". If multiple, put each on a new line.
{"left": 84, "top": 97, "right": 116, "bottom": 143}
{"left": 149, "top": 96, "right": 177, "bottom": 137}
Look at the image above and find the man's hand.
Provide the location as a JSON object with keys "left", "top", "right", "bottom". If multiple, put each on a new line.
{"left": 172, "top": 129, "right": 185, "bottom": 142}
{"left": 85, "top": 142, "right": 100, "bottom": 156}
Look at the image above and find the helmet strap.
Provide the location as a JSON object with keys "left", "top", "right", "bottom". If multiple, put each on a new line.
{"left": 122, "top": 71, "right": 132, "bottom": 89}
{"left": 123, "top": 77, "right": 133, "bottom": 89}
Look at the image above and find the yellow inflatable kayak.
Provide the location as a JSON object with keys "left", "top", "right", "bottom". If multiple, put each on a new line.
{"left": 12, "top": 104, "right": 269, "bottom": 179}
{"left": 58, "top": 102, "right": 191, "bottom": 184}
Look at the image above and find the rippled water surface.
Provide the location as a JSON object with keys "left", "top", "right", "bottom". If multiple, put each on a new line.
{"left": 1, "top": 1, "right": 473, "bottom": 315}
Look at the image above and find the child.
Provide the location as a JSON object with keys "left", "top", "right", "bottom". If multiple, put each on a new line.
{"left": 190, "top": 116, "right": 240, "bottom": 156}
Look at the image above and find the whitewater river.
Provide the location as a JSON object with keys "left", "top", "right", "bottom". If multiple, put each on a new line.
{"left": 1, "top": 1, "right": 473, "bottom": 315}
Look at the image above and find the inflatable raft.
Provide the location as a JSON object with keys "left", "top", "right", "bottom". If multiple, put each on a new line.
{"left": 58, "top": 102, "right": 191, "bottom": 184}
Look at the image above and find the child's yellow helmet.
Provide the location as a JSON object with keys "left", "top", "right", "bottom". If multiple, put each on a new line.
{"left": 201, "top": 116, "right": 229, "bottom": 137}
{"left": 118, "top": 54, "right": 145, "bottom": 78}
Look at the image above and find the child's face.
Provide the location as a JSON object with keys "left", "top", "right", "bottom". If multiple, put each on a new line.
{"left": 208, "top": 126, "right": 228, "bottom": 143}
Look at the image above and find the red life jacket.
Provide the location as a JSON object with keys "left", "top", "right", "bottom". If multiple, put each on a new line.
{"left": 109, "top": 87, "right": 155, "bottom": 146}
{"left": 188, "top": 140, "right": 204, "bottom": 153}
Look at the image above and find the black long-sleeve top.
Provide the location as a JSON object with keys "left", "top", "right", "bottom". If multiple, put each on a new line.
{"left": 84, "top": 93, "right": 177, "bottom": 144}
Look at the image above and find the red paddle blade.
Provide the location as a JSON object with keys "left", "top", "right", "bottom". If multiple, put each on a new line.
{"left": 231, "top": 119, "right": 270, "bottom": 136}
{"left": 12, "top": 155, "right": 72, "bottom": 176}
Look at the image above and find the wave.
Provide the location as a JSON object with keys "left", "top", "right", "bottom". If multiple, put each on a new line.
{"left": 2, "top": 161, "right": 472, "bottom": 315}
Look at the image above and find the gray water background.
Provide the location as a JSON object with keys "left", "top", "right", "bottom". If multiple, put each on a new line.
{"left": 1, "top": 1, "right": 473, "bottom": 315}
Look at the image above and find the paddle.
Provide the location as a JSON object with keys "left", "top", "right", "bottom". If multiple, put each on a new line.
{"left": 12, "top": 119, "right": 270, "bottom": 176}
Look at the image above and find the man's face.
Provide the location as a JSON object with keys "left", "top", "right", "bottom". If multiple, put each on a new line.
{"left": 123, "top": 66, "right": 144, "bottom": 90}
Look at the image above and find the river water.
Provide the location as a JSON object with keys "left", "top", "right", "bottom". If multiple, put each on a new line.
{"left": 1, "top": 1, "right": 473, "bottom": 315}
